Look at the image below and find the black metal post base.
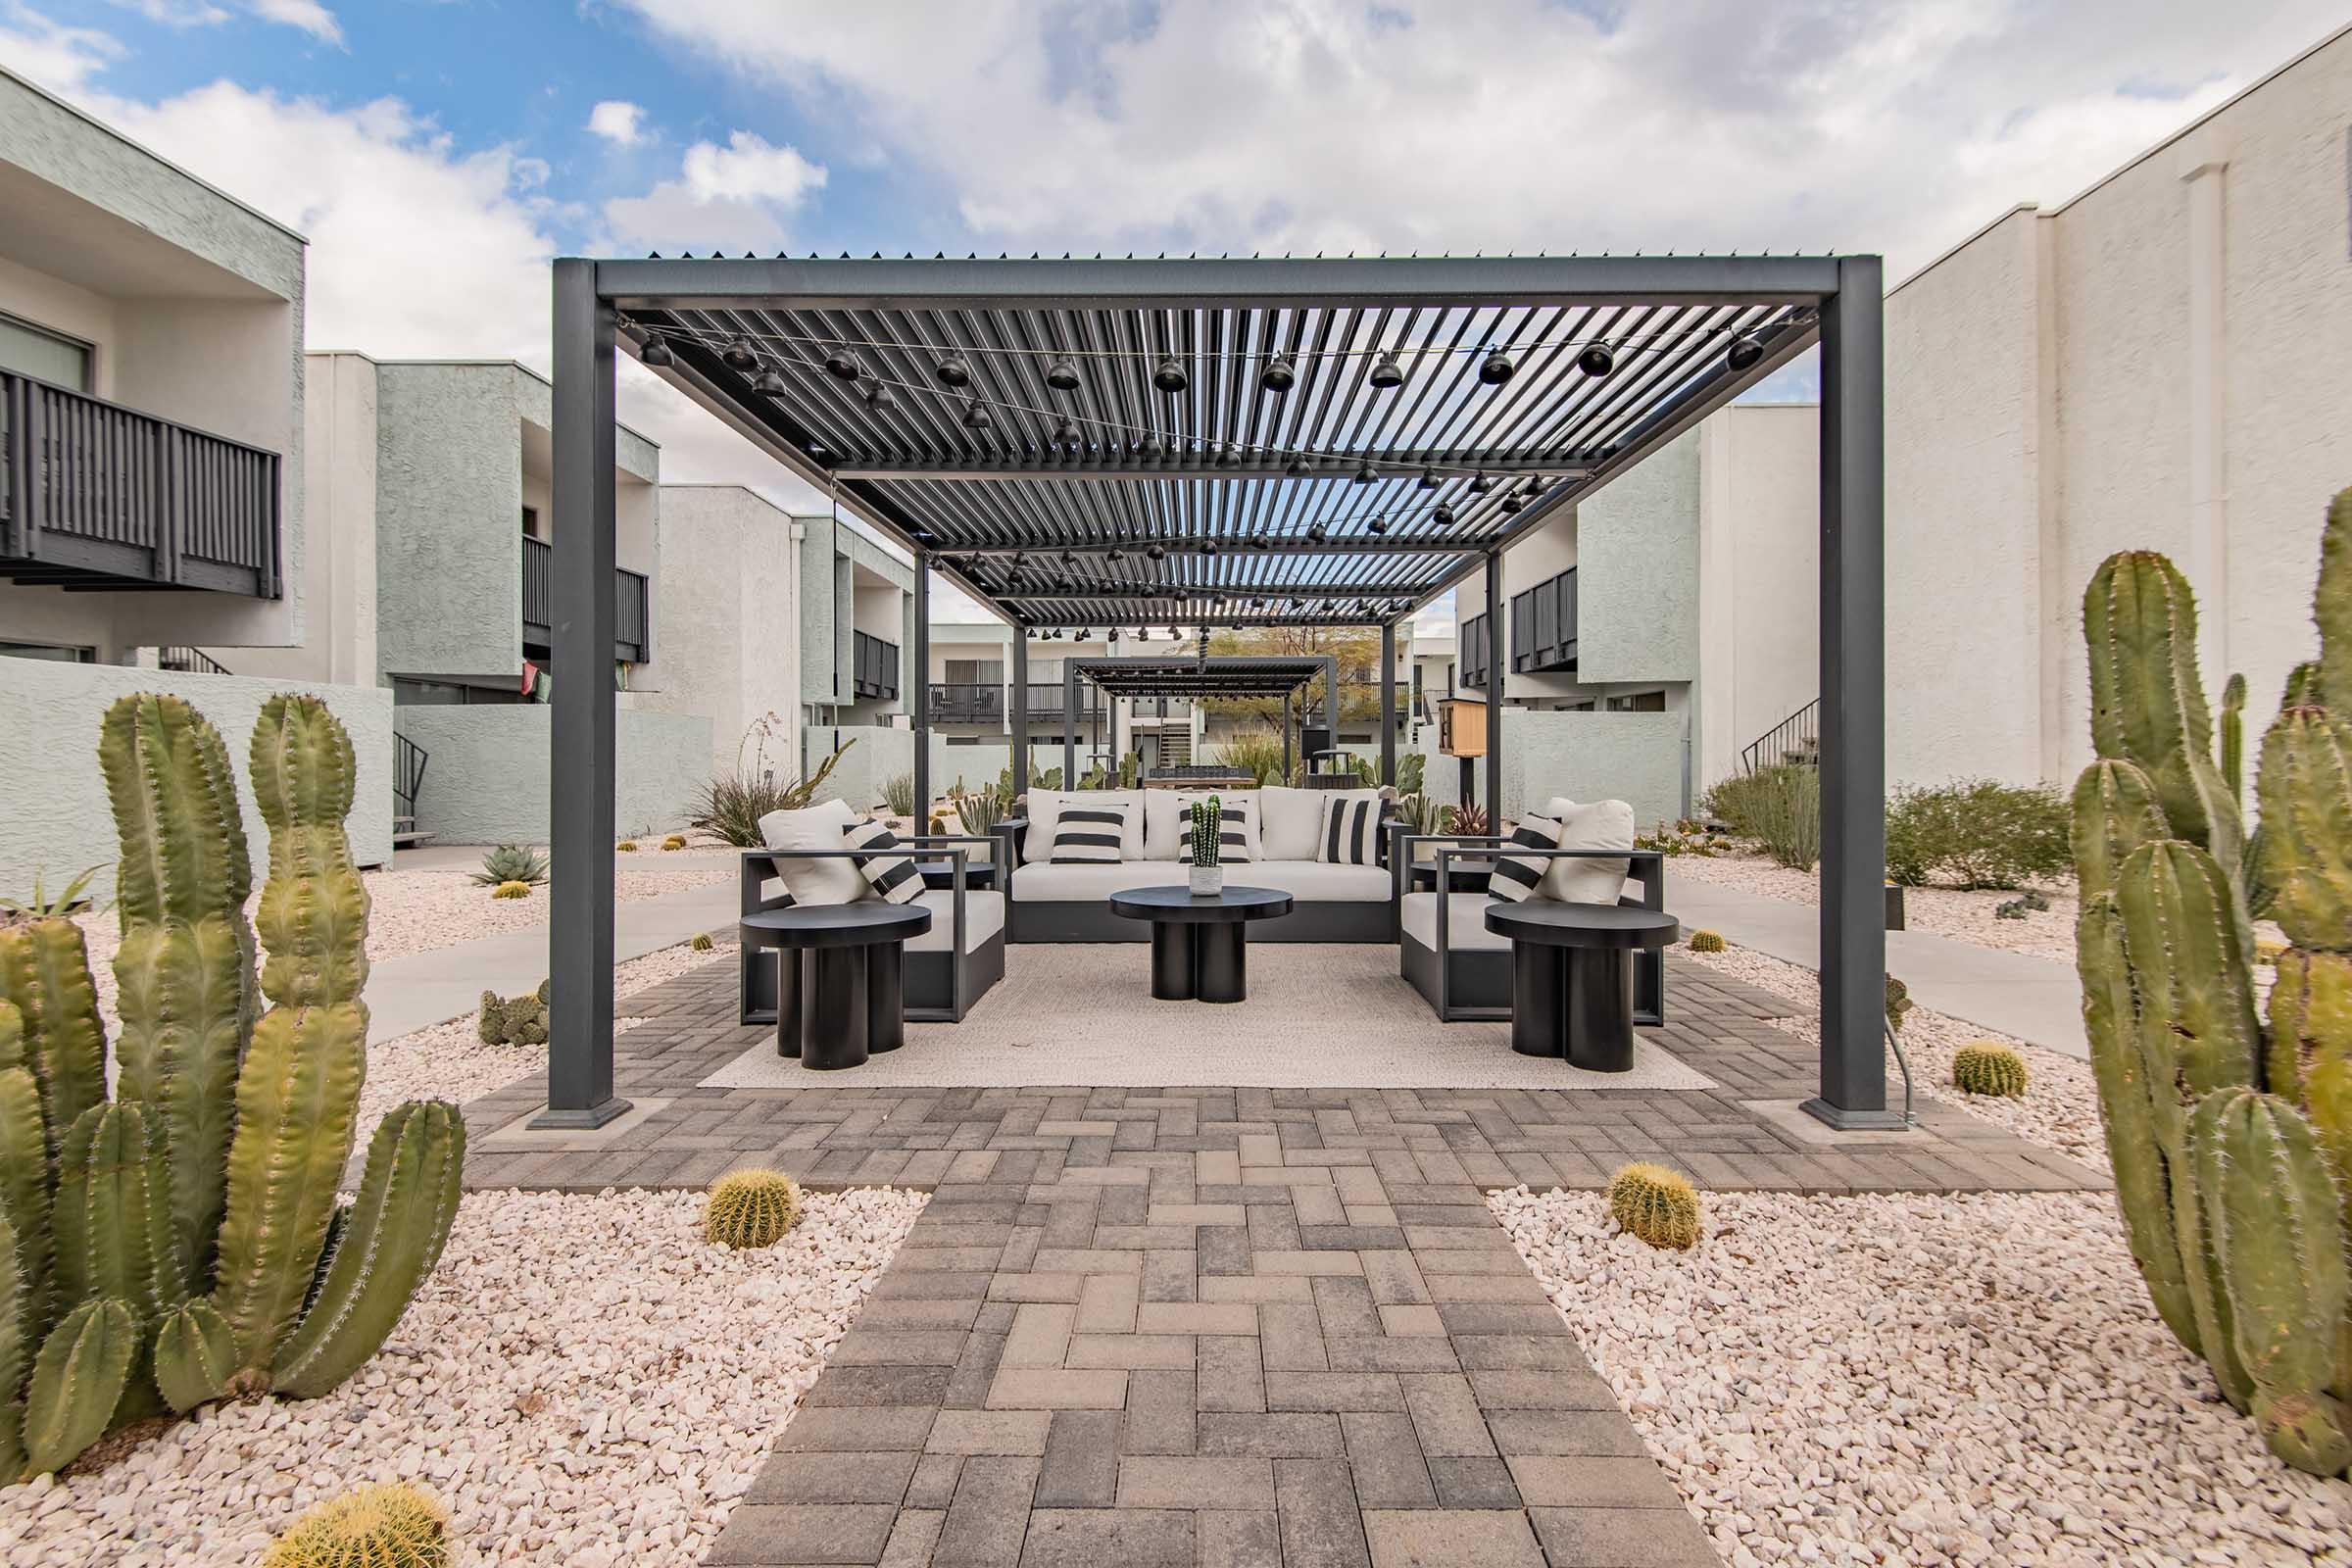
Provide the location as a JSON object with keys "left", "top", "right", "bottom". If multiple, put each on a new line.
{"left": 867, "top": 941, "right": 906, "bottom": 1054}
{"left": 526, "top": 1097, "right": 634, "bottom": 1131}
{"left": 1152, "top": 922, "right": 1198, "bottom": 1001}
{"left": 1197, "top": 924, "right": 1247, "bottom": 1004}
{"left": 1565, "top": 948, "right": 1636, "bottom": 1073}
{"left": 1799, "top": 1097, "right": 1908, "bottom": 1132}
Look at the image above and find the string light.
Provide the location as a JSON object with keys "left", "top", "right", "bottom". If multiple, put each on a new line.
{"left": 823, "top": 346, "right": 863, "bottom": 381}
{"left": 1369, "top": 350, "right": 1404, "bottom": 390}
{"left": 935, "top": 355, "right": 971, "bottom": 387}
{"left": 1152, "top": 356, "right": 1189, "bottom": 393}
{"left": 1478, "top": 349, "right": 1515, "bottom": 385}
{"left": 638, "top": 335, "right": 674, "bottom": 368}
{"left": 724, "top": 339, "right": 758, "bottom": 370}
{"left": 1261, "top": 354, "right": 1297, "bottom": 393}
{"left": 1578, "top": 342, "right": 1616, "bottom": 378}
{"left": 1047, "top": 355, "right": 1081, "bottom": 391}
{"left": 1727, "top": 329, "right": 1766, "bottom": 371}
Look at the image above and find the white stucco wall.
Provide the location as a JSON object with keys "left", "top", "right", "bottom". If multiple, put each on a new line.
{"left": 0, "top": 662, "right": 393, "bottom": 904}
{"left": 640, "top": 484, "right": 802, "bottom": 777}
{"left": 1695, "top": 404, "right": 1821, "bottom": 789}
{"left": 1410, "top": 710, "right": 1688, "bottom": 827}
{"left": 393, "top": 706, "right": 710, "bottom": 844}
{"left": 1571, "top": 431, "right": 1702, "bottom": 688}
{"left": 804, "top": 722, "right": 914, "bottom": 812}
{"left": 0, "top": 67, "right": 307, "bottom": 657}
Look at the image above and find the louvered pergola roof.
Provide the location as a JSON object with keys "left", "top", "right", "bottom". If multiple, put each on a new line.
{"left": 603, "top": 254, "right": 1829, "bottom": 627}
{"left": 1074, "top": 656, "right": 1326, "bottom": 699}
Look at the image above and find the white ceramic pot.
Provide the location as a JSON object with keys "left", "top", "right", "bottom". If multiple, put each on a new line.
{"left": 1189, "top": 863, "right": 1224, "bottom": 897}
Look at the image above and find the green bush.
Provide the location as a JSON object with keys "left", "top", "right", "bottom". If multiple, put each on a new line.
{"left": 692, "top": 741, "right": 850, "bottom": 847}
{"left": 881, "top": 770, "right": 917, "bottom": 817}
{"left": 1884, "top": 778, "right": 2069, "bottom": 889}
{"left": 1717, "top": 765, "right": 1820, "bottom": 870}
{"left": 1212, "top": 729, "right": 1287, "bottom": 786}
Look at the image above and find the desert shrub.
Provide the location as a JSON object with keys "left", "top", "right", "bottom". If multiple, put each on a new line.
{"left": 469, "top": 843, "right": 548, "bottom": 887}
{"left": 693, "top": 740, "right": 852, "bottom": 847}
{"left": 1884, "top": 778, "right": 2068, "bottom": 889}
{"left": 882, "top": 770, "right": 917, "bottom": 817}
{"left": 1724, "top": 765, "right": 1820, "bottom": 870}
{"left": 1213, "top": 729, "right": 1287, "bottom": 786}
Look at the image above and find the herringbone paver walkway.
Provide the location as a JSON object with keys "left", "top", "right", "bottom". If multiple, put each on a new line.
{"left": 443, "top": 951, "right": 2105, "bottom": 1565}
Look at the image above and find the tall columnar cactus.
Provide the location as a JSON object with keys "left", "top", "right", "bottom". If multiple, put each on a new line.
{"left": 2073, "top": 485, "right": 2352, "bottom": 1477}
{"left": 1189, "top": 796, "right": 1222, "bottom": 868}
{"left": 0, "top": 693, "right": 466, "bottom": 1480}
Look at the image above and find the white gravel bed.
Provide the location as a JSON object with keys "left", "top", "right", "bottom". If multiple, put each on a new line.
{"left": 1491, "top": 1186, "right": 2352, "bottom": 1568}
{"left": 64, "top": 868, "right": 727, "bottom": 1030}
{"left": 1670, "top": 851, "right": 2081, "bottom": 961}
{"left": 0, "top": 1185, "right": 928, "bottom": 1567}
{"left": 1681, "top": 941, "right": 2107, "bottom": 1166}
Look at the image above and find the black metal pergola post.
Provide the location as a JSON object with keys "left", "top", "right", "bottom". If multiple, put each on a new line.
{"left": 546, "top": 251, "right": 1891, "bottom": 1134}
{"left": 1009, "top": 628, "right": 1028, "bottom": 788}
{"left": 911, "top": 547, "right": 930, "bottom": 826}
{"left": 1379, "top": 621, "right": 1396, "bottom": 786}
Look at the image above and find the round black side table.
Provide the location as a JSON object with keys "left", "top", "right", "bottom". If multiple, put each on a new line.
{"left": 1107, "top": 885, "right": 1296, "bottom": 1004}
{"left": 1483, "top": 903, "right": 1679, "bottom": 1071}
{"left": 740, "top": 904, "right": 932, "bottom": 1069}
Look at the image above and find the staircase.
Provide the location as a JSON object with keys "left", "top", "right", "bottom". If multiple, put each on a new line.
{"left": 393, "top": 732, "right": 434, "bottom": 849}
{"left": 1158, "top": 727, "right": 1194, "bottom": 767}
{"left": 1740, "top": 698, "right": 1820, "bottom": 774}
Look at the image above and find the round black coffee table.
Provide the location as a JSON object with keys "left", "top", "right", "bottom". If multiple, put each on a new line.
{"left": 1484, "top": 903, "right": 1679, "bottom": 1071}
{"left": 1107, "top": 886, "right": 1295, "bottom": 1004}
{"left": 740, "top": 904, "right": 932, "bottom": 1069}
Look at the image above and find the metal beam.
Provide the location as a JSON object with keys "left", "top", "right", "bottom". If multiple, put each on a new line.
{"left": 941, "top": 540, "right": 1493, "bottom": 558}
{"left": 536, "top": 259, "right": 627, "bottom": 1131}
{"left": 1804, "top": 256, "right": 1897, "bottom": 1133}
{"left": 912, "top": 548, "right": 930, "bottom": 831}
{"left": 1063, "top": 662, "right": 1078, "bottom": 787}
{"left": 596, "top": 253, "right": 1843, "bottom": 313}
{"left": 830, "top": 454, "right": 1594, "bottom": 482}
{"left": 1000, "top": 585, "right": 1439, "bottom": 602}
{"left": 1380, "top": 621, "right": 1396, "bottom": 788}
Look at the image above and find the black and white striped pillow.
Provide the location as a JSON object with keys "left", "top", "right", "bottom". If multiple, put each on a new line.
{"left": 1316, "top": 795, "right": 1383, "bottom": 865}
{"left": 843, "top": 817, "right": 923, "bottom": 904}
{"left": 1052, "top": 803, "right": 1131, "bottom": 864}
{"left": 1487, "top": 814, "right": 1564, "bottom": 905}
{"left": 1192, "top": 797, "right": 1255, "bottom": 863}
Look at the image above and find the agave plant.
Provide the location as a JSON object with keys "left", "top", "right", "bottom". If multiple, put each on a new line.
{"left": 0, "top": 692, "right": 464, "bottom": 1479}
{"left": 468, "top": 843, "right": 549, "bottom": 888}
{"left": 692, "top": 739, "right": 852, "bottom": 848}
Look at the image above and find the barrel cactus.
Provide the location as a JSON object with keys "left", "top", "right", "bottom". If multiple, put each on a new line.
{"left": 1605, "top": 1162, "right": 1700, "bottom": 1251}
{"left": 0, "top": 693, "right": 466, "bottom": 1480}
{"left": 1687, "top": 929, "right": 1726, "bottom": 954}
{"left": 2071, "top": 486, "right": 2352, "bottom": 1477}
{"left": 1951, "top": 1043, "right": 2029, "bottom": 1099}
{"left": 705, "top": 1168, "right": 802, "bottom": 1249}
{"left": 262, "top": 1481, "right": 450, "bottom": 1568}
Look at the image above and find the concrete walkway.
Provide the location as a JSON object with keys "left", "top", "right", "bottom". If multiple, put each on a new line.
{"left": 363, "top": 878, "right": 737, "bottom": 1044}
{"left": 1664, "top": 879, "right": 2089, "bottom": 1059}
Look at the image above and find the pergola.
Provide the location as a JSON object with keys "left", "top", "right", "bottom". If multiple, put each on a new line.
{"left": 540, "top": 252, "right": 1891, "bottom": 1133}
{"left": 1059, "top": 654, "right": 1339, "bottom": 782}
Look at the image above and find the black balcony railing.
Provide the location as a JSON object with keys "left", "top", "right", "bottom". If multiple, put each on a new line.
{"left": 1510, "top": 566, "right": 1578, "bottom": 674}
{"left": 1459, "top": 612, "right": 1491, "bottom": 691}
{"left": 0, "top": 368, "right": 280, "bottom": 597}
{"left": 521, "top": 534, "right": 652, "bottom": 662}
{"left": 924, "top": 681, "right": 1108, "bottom": 722}
{"left": 854, "top": 630, "right": 901, "bottom": 701}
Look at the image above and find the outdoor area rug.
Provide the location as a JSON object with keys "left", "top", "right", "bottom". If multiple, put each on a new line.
{"left": 702, "top": 943, "right": 1717, "bottom": 1090}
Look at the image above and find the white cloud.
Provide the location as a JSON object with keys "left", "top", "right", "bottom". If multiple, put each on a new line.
{"left": 613, "top": 0, "right": 2347, "bottom": 277}
{"left": 104, "top": 0, "right": 340, "bottom": 42}
{"left": 246, "top": 0, "right": 339, "bottom": 44}
{"left": 586, "top": 98, "right": 647, "bottom": 146}
{"left": 603, "top": 129, "right": 826, "bottom": 252}
{"left": 1, "top": 4, "right": 125, "bottom": 91}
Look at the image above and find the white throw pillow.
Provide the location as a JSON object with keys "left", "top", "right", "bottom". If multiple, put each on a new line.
{"left": 1262, "top": 785, "right": 1380, "bottom": 861}
{"left": 1025, "top": 789, "right": 1144, "bottom": 863}
{"left": 1537, "top": 797, "right": 1636, "bottom": 905}
{"left": 758, "top": 798, "right": 868, "bottom": 906}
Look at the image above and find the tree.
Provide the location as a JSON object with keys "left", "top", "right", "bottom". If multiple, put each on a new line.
{"left": 1197, "top": 626, "right": 1385, "bottom": 726}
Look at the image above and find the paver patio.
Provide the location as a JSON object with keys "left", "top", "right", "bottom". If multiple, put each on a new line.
{"left": 440, "top": 950, "right": 2104, "bottom": 1567}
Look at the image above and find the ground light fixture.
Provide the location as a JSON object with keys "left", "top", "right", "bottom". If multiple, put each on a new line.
{"left": 823, "top": 347, "right": 863, "bottom": 381}
{"left": 1578, "top": 342, "right": 1617, "bottom": 378}
{"left": 724, "top": 338, "right": 758, "bottom": 370}
{"left": 1260, "top": 354, "right": 1297, "bottom": 393}
{"left": 1153, "top": 355, "right": 1189, "bottom": 393}
{"left": 638, "top": 335, "right": 674, "bottom": 368}
{"left": 1727, "top": 328, "right": 1766, "bottom": 371}
{"left": 1369, "top": 350, "right": 1404, "bottom": 389}
{"left": 1046, "top": 355, "right": 1081, "bottom": 391}
{"left": 1478, "top": 349, "right": 1515, "bottom": 385}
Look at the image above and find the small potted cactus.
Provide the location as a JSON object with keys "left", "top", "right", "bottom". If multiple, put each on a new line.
{"left": 1188, "top": 795, "right": 1223, "bottom": 897}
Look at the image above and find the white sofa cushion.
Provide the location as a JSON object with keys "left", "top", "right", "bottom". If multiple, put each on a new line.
{"left": 1399, "top": 892, "right": 1510, "bottom": 952}
{"left": 1145, "top": 788, "right": 1264, "bottom": 860}
{"left": 1009, "top": 859, "right": 1388, "bottom": 903}
{"left": 1261, "top": 785, "right": 1378, "bottom": 861}
{"left": 906, "top": 890, "right": 1005, "bottom": 954}
{"left": 1051, "top": 801, "right": 1132, "bottom": 863}
{"left": 1537, "top": 797, "right": 1636, "bottom": 904}
{"left": 1024, "top": 788, "right": 1145, "bottom": 863}
{"left": 758, "top": 799, "right": 868, "bottom": 906}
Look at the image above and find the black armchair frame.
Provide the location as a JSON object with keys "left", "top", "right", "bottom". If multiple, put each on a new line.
{"left": 738, "top": 834, "right": 1005, "bottom": 1023}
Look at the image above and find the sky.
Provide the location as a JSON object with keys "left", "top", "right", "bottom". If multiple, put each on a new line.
{"left": 5, "top": 0, "right": 2344, "bottom": 628}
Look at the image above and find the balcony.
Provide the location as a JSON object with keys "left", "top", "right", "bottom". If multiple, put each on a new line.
{"left": 1510, "top": 566, "right": 1578, "bottom": 674}
{"left": 924, "top": 681, "right": 1110, "bottom": 724}
{"left": 0, "top": 368, "right": 280, "bottom": 597}
{"left": 1459, "top": 612, "right": 1491, "bottom": 691}
{"left": 521, "top": 534, "right": 652, "bottom": 662}
{"left": 854, "top": 630, "right": 901, "bottom": 701}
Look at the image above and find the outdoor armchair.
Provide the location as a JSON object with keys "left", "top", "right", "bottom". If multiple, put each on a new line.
{"left": 738, "top": 835, "right": 1005, "bottom": 1023}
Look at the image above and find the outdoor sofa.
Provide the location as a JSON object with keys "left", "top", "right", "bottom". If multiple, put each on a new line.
{"left": 992, "top": 784, "right": 1397, "bottom": 943}
{"left": 1392, "top": 799, "right": 1667, "bottom": 1023}
{"left": 739, "top": 798, "right": 1005, "bottom": 1024}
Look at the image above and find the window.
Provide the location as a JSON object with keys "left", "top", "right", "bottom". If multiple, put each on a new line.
{"left": 945, "top": 659, "right": 1003, "bottom": 685}
{"left": 1604, "top": 691, "right": 1667, "bottom": 712}
{"left": 0, "top": 314, "right": 92, "bottom": 392}
{"left": 521, "top": 506, "right": 543, "bottom": 540}
{"left": 0, "top": 640, "right": 94, "bottom": 663}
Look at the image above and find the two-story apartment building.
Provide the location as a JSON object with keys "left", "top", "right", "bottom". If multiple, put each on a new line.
{"left": 294, "top": 354, "right": 710, "bottom": 845}
{"left": 0, "top": 67, "right": 391, "bottom": 901}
